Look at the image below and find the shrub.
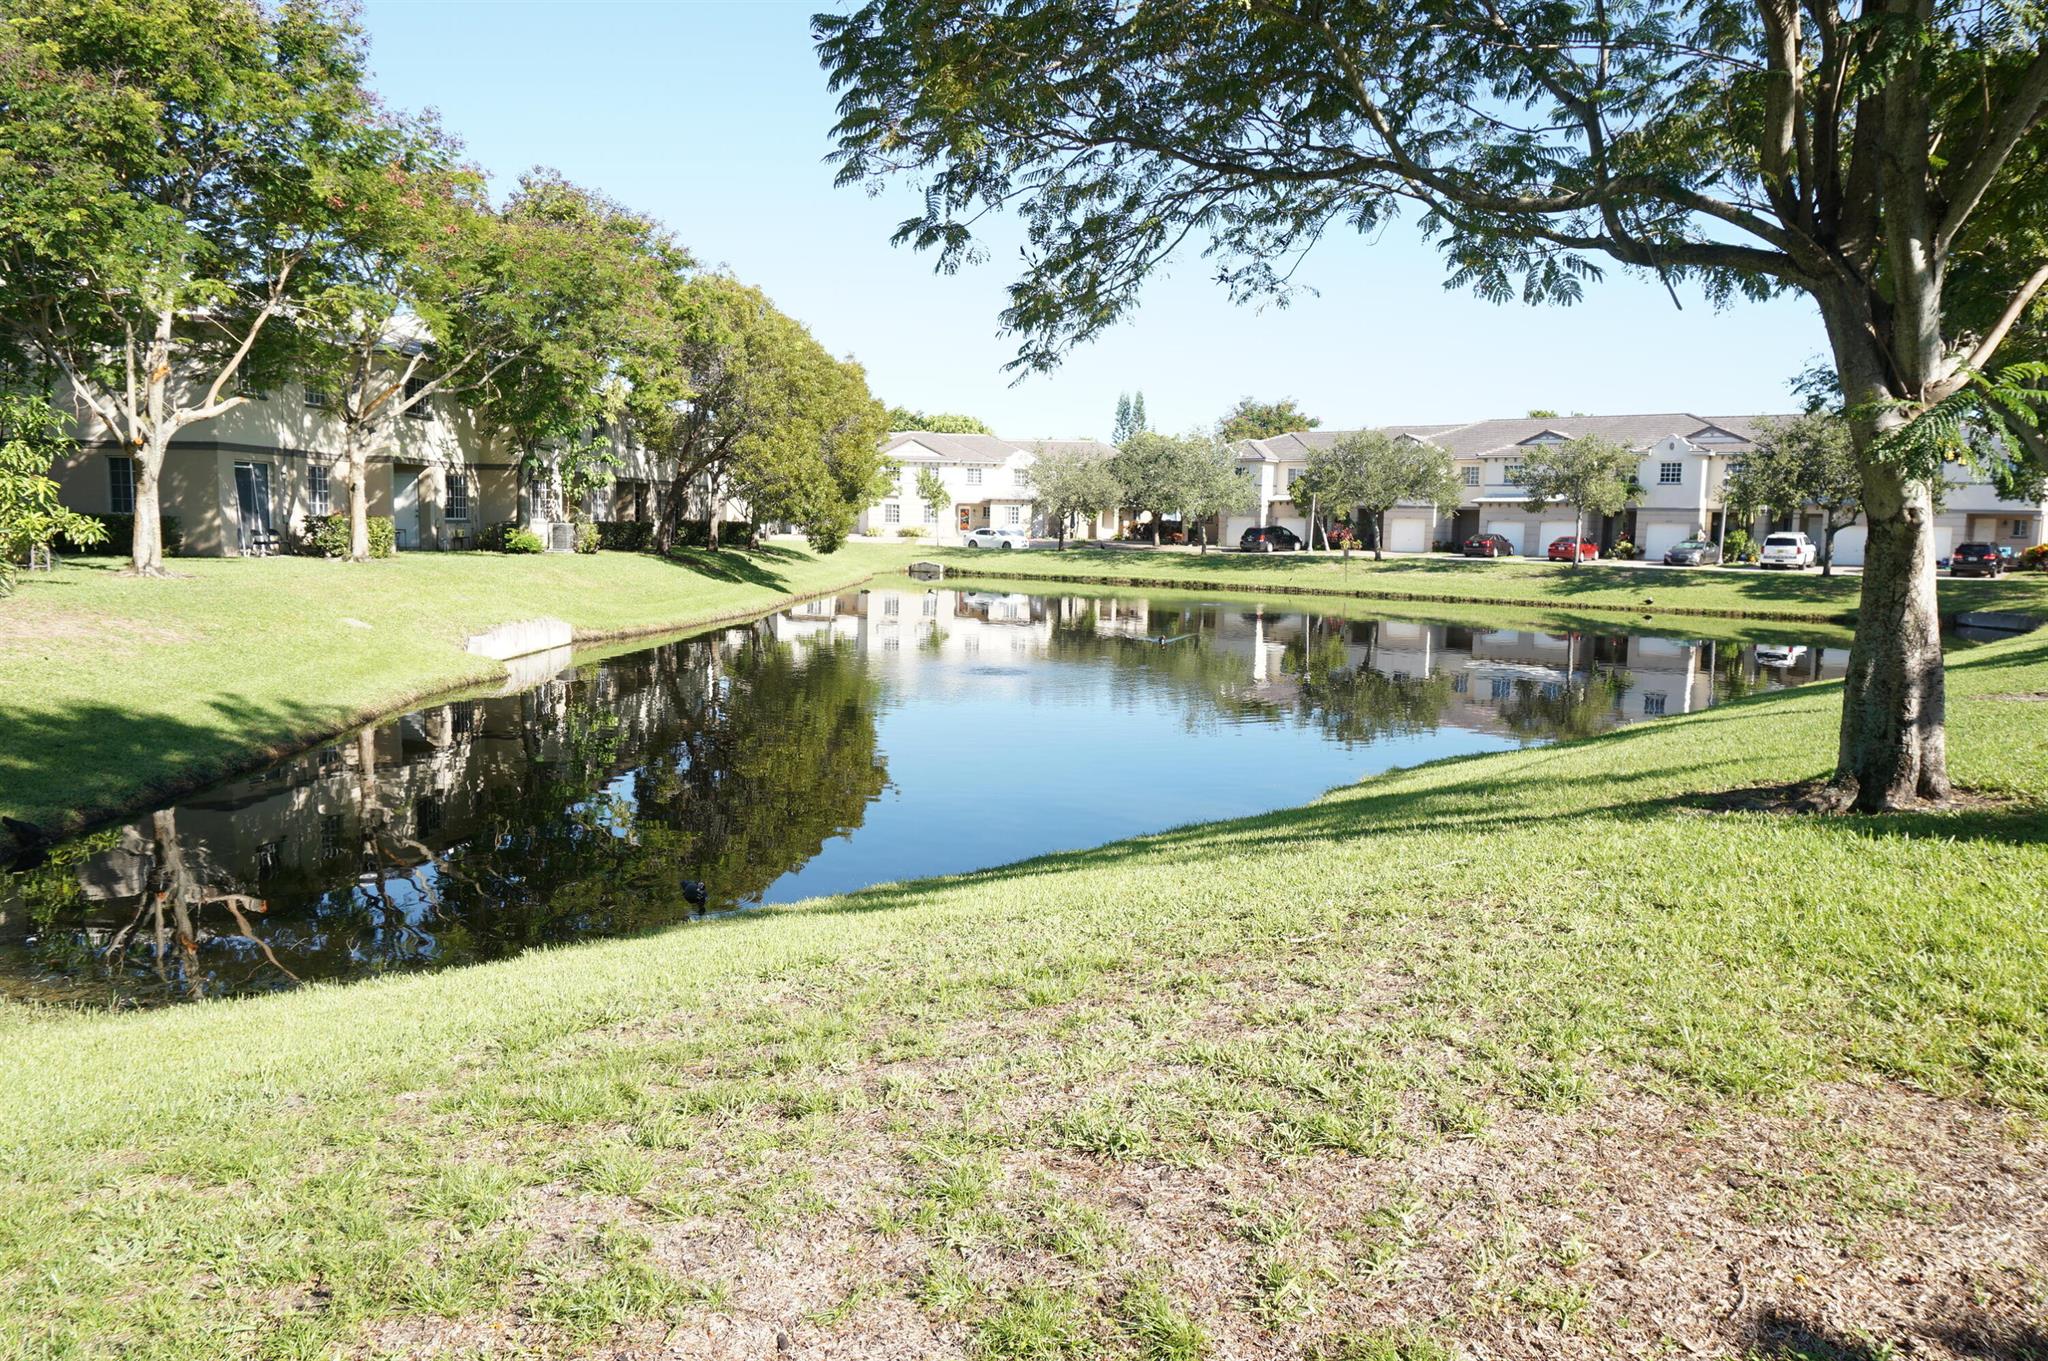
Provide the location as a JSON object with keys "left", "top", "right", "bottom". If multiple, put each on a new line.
{"left": 296, "top": 513, "right": 394, "bottom": 559}
{"left": 1723, "top": 529, "right": 1758, "bottom": 563}
{"left": 1328, "top": 523, "right": 1356, "bottom": 546}
{"left": 595, "top": 520, "right": 654, "bottom": 552}
{"left": 896, "top": 525, "right": 927, "bottom": 538}
{"left": 52, "top": 513, "right": 182, "bottom": 557}
{"left": 2017, "top": 543, "right": 2048, "bottom": 572}
{"left": 663, "top": 519, "right": 755, "bottom": 550}
{"left": 1608, "top": 539, "right": 1640, "bottom": 560}
{"left": 573, "top": 522, "right": 600, "bottom": 554}
{"left": 502, "top": 527, "right": 545, "bottom": 554}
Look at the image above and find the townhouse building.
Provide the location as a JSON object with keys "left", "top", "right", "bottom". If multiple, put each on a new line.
{"left": 857, "top": 432, "right": 1120, "bottom": 542}
{"left": 1226, "top": 412, "right": 2048, "bottom": 565}
{"left": 46, "top": 363, "right": 676, "bottom": 557}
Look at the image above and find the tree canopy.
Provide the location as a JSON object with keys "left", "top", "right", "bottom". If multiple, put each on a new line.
{"left": 0, "top": 391, "right": 105, "bottom": 592}
{"left": 1516, "top": 436, "right": 1644, "bottom": 567}
{"left": 887, "top": 407, "right": 991, "bottom": 434}
{"left": 816, "top": 0, "right": 2048, "bottom": 806}
{"left": 1724, "top": 413, "right": 1864, "bottom": 575}
{"left": 1028, "top": 444, "right": 1121, "bottom": 547}
{"left": 1295, "top": 431, "right": 1462, "bottom": 560}
{"left": 1220, "top": 397, "right": 1320, "bottom": 443}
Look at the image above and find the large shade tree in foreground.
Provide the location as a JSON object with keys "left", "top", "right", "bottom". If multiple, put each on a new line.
{"left": 817, "top": 0, "right": 2048, "bottom": 811}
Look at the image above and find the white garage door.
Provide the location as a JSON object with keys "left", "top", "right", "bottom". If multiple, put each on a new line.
{"left": 1387, "top": 515, "right": 1428, "bottom": 553}
{"left": 1933, "top": 526, "right": 1954, "bottom": 562}
{"left": 1538, "top": 520, "right": 1576, "bottom": 555}
{"left": 1828, "top": 525, "right": 1866, "bottom": 566}
{"left": 1640, "top": 522, "right": 1688, "bottom": 560}
{"left": 1483, "top": 520, "right": 1520, "bottom": 555}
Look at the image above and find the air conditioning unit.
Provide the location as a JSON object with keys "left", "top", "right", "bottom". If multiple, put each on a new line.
{"left": 548, "top": 522, "right": 575, "bottom": 553}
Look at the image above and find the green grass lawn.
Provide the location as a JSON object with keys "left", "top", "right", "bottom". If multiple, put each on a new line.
{"left": 0, "top": 543, "right": 915, "bottom": 832}
{"left": 1, "top": 628, "right": 2042, "bottom": 1359}
{"left": 923, "top": 543, "right": 2048, "bottom": 622}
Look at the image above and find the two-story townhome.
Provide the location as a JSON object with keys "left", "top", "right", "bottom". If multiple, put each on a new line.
{"left": 858, "top": 432, "right": 1120, "bottom": 542}
{"left": 46, "top": 354, "right": 680, "bottom": 557}
{"left": 1227, "top": 411, "right": 2048, "bottom": 563}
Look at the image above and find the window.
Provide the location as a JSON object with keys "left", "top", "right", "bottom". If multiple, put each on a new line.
{"left": 2011, "top": 520, "right": 2033, "bottom": 540}
{"left": 413, "top": 796, "right": 442, "bottom": 837}
{"left": 1659, "top": 461, "right": 1683, "bottom": 485}
{"left": 107, "top": 457, "right": 136, "bottom": 515}
{"left": 1641, "top": 692, "right": 1668, "bottom": 716}
{"left": 1014, "top": 467, "right": 1031, "bottom": 487}
{"left": 1490, "top": 676, "right": 1513, "bottom": 700}
{"left": 1462, "top": 467, "right": 1480, "bottom": 487}
{"left": 403, "top": 371, "right": 430, "bottom": 419}
{"left": 308, "top": 463, "right": 331, "bottom": 516}
{"left": 1503, "top": 463, "right": 1526, "bottom": 486}
{"left": 302, "top": 384, "right": 329, "bottom": 409}
{"left": 234, "top": 373, "right": 269, "bottom": 401}
{"left": 884, "top": 503, "right": 901, "bottom": 524}
{"left": 446, "top": 471, "right": 470, "bottom": 522}
{"left": 1451, "top": 672, "right": 1469, "bottom": 694}
{"left": 1006, "top": 505, "right": 1021, "bottom": 525}
{"left": 966, "top": 468, "right": 983, "bottom": 486}
{"left": 882, "top": 595, "right": 900, "bottom": 616}
{"left": 319, "top": 815, "right": 343, "bottom": 858}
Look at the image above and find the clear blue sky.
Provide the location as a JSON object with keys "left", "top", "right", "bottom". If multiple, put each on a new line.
{"left": 357, "top": 0, "right": 1824, "bottom": 440}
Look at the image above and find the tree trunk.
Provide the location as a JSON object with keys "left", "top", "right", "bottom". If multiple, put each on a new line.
{"left": 1819, "top": 511, "right": 1835, "bottom": 578}
{"left": 1830, "top": 463, "right": 1949, "bottom": 810}
{"left": 129, "top": 438, "right": 167, "bottom": 576}
{"left": 1570, "top": 510, "right": 1582, "bottom": 569}
{"left": 1373, "top": 510, "right": 1385, "bottom": 562}
{"left": 707, "top": 497, "right": 723, "bottom": 551}
{"left": 347, "top": 454, "right": 371, "bottom": 562}
{"left": 652, "top": 467, "right": 691, "bottom": 555}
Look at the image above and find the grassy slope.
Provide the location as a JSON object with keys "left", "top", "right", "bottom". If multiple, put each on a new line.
{"left": 0, "top": 630, "right": 2041, "bottom": 1359}
{"left": 922, "top": 544, "right": 2048, "bottom": 622}
{"left": 0, "top": 544, "right": 914, "bottom": 831}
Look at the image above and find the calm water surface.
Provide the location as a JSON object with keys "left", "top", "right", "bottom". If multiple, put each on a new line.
{"left": 0, "top": 585, "right": 1855, "bottom": 1005}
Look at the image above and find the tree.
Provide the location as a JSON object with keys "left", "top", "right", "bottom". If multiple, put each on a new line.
{"left": 1220, "top": 397, "right": 1320, "bottom": 443}
{"left": 888, "top": 407, "right": 991, "bottom": 434}
{"left": 1178, "top": 437, "right": 1255, "bottom": 552}
{"left": 915, "top": 466, "right": 952, "bottom": 528}
{"left": 1112, "top": 390, "right": 1149, "bottom": 445}
{"left": 1028, "top": 445, "right": 1120, "bottom": 547}
{"left": 1517, "top": 436, "right": 1644, "bottom": 569}
{"left": 1295, "top": 432, "right": 1462, "bottom": 561}
{"left": 816, "top": 0, "right": 2048, "bottom": 809}
{"left": 0, "top": 0, "right": 392, "bottom": 575}
{"left": 0, "top": 391, "right": 106, "bottom": 592}
{"left": 630, "top": 274, "right": 889, "bottom": 553}
{"left": 1107, "top": 430, "right": 1203, "bottom": 543}
{"left": 1723, "top": 413, "right": 1864, "bottom": 577}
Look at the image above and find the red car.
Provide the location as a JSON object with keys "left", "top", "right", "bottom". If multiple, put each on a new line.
{"left": 1462, "top": 533, "right": 1515, "bottom": 558}
{"left": 1548, "top": 536, "right": 1599, "bottom": 562}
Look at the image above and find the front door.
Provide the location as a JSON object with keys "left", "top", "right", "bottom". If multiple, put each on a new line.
{"left": 232, "top": 461, "right": 275, "bottom": 554}
{"left": 393, "top": 468, "right": 422, "bottom": 550}
{"left": 957, "top": 506, "right": 971, "bottom": 533}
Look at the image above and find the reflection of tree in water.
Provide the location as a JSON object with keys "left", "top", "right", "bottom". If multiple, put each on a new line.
{"left": 1046, "top": 605, "right": 1280, "bottom": 727}
{"left": 2, "top": 626, "right": 888, "bottom": 1003}
{"left": 1282, "top": 625, "right": 1455, "bottom": 746}
{"left": 1496, "top": 667, "right": 1633, "bottom": 742}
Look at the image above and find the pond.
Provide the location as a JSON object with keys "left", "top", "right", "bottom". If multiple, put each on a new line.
{"left": 0, "top": 583, "right": 1857, "bottom": 1005}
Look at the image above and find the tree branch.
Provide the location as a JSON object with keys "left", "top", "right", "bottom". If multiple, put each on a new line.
{"left": 1936, "top": 41, "right": 2048, "bottom": 259}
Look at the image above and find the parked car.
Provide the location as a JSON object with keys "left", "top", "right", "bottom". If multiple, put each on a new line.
{"left": 962, "top": 527, "right": 1031, "bottom": 550}
{"left": 1239, "top": 525, "right": 1303, "bottom": 553}
{"left": 1759, "top": 531, "right": 1818, "bottom": 569}
{"left": 1755, "top": 643, "right": 1808, "bottom": 669}
{"left": 1662, "top": 538, "right": 1722, "bottom": 566}
{"left": 1547, "top": 536, "right": 1600, "bottom": 562}
{"left": 1949, "top": 541, "right": 2005, "bottom": 577}
{"left": 1462, "top": 533, "right": 1515, "bottom": 558}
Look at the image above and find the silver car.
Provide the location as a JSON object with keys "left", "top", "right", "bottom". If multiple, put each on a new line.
{"left": 1662, "top": 538, "right": 1722, "bottom": 566}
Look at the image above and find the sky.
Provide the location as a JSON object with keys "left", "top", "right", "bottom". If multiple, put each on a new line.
{"left": 355, "top": 0, "right": 1827, "bottom": 442}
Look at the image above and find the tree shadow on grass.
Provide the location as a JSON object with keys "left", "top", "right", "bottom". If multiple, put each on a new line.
{"left": 1745, "top": 1307, "right": 2048, "bottom": 1360}
{"left": 651, "top": 545, "right": 806, "bottom": 590}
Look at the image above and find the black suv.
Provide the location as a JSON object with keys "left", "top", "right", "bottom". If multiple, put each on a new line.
{"left": 1240, "top": 525, "right": 1303, "bottom": 553}
{"left": 1950, "top": 542, "right": 2004, "bottom": 577}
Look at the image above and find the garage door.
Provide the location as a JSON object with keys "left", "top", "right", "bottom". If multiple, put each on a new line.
{"left": 1538, "top": 520, "right": 1576, "bottom": 555}
{"left": 1483, "top": 520, "right": 1520, "bottom": 555}
{"left": 1640, "top": 522, "right": 1688, "bottom": 560}
{"left": 1387, "top": 515, "right": 1428, "bottom": 553}
{"left": 1933, "top": 526, "right": 1954, "bottom": 562}
{"left": 1828, "top": 525, "right": 1866, "bottom": 566}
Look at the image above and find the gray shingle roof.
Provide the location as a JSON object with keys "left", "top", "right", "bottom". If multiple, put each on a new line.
{"left": 884, "top": 432, "right": 1117, "bottom": 463}
{"left": 1236, "top": 413, "right": 1795, "bottom": 462}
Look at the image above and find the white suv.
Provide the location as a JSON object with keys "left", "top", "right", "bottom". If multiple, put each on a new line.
{"left": 1759, "top": 531, "right": 1818, "bottom": 569}
{"left": 963, "top": 527, "right": 1031, "bottom": 550}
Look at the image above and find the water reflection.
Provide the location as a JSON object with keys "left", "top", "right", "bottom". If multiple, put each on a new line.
{"left": 1, "top": 586, "right": 1851, "bottom": 1006}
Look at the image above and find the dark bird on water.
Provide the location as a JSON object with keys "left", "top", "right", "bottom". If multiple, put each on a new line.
{"left": 681, "top": 878, "right": 708, "bottom": 908}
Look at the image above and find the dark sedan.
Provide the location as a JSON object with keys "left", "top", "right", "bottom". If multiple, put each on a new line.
{"left": 1662, "top": 538, "right": 1722, "bottom": 566}
{"left": 1463, "top": 533, "right": 1515, "bottom": 558}
{"left": 1950, "top": 542, "right": 2004, "bottom": 577}
{"left": 1239, "top": 525, "right": 1303, "bottom": 553}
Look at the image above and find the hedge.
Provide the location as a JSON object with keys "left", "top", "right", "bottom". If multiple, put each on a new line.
{"left": 296, "top": 513, "right": 395, "bottom": 559}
